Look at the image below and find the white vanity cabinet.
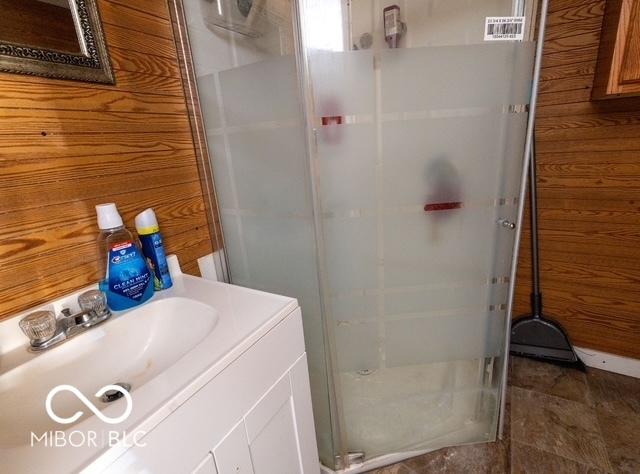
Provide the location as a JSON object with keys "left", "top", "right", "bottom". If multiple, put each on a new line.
{"left": 102, "top": 307, "right": 319, "bottom": 474}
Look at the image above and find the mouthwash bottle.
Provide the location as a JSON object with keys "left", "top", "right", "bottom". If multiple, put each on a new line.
{"left": 96, "top": 203, "right": 153, "bottom": 311}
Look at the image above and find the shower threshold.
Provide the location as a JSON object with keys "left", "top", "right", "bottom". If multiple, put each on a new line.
{"left": 319, "top": 416, "right": 492, "bottom": 473}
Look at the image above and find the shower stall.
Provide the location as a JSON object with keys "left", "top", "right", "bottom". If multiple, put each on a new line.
{"left": 180, "top": 0, "right": 540, "bottom": 470}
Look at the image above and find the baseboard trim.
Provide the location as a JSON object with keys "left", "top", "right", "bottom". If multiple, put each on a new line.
{"left": 574, "top": 346, "right": 640, "bottom": 379}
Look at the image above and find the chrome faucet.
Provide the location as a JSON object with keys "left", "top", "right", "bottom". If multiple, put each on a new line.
{"left": 19, "top": 290, "right": 111, "bottom": 351}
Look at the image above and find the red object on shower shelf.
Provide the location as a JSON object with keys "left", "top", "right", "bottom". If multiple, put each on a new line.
{"left": 321, "top": 115, "right": 343, "bottom": 126}
{"left": 424, "top": 201, "right": 463, "bottom": 212}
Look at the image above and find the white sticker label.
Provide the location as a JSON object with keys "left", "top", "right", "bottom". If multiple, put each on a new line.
{"left": 484, "top": 16, "right": 525, "bottom": 41}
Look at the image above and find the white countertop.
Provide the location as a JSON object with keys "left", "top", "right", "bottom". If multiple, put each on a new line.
{"left": 0, "top": 273, "right": 298, "bottom": 473}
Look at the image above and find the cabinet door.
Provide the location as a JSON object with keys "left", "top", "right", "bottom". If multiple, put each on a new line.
{"left": 244, "top": 355, "right": 319, "bottom": 474}
{"left": 245, "top": 374, "right": 300, "bottom": 474}
{"left": 213, "top": 421, "right": 255, "bottom": 474}
{"left": 593, "top": 0, "right": 640, "bottom": 98}
{"left": 192, "top": 453, "right": 218, "bottom": 474}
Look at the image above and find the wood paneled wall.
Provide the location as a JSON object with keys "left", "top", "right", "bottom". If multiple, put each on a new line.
{"left": 0, "top": 0, "right": 219, "bottom": 321}
{"left": 515, "top": 0, "right": 640, "bottom": 359}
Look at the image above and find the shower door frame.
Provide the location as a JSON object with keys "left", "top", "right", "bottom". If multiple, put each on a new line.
{"left": 292, "top": 0, "right": 543, "bottom": 470}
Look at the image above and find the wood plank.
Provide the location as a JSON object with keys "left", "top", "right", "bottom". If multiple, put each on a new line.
{"left": 0, "top": 109, "right": 192, "bottom": 135}
{"left": 0, "top": 180, "right": 206, "bottom": 240}
{"left": 111, "top": 68, "right": 184, "bottom": 96}
{"left": 103, "top": 22, "right": 177, "bottom": 59}
{"left": 537, "top": 111, "right": 640, "bottom": 136}
{"left": 542, "top": 45, "right": 599, "bottom": 68}
{"left": 0, "top": 66, "right": 184, "bottom": 98}
{"left": 0, "top": 80, "right": 187, "bottom": 114}
{"left": 538, "top": 94, "right": 640, "bottom": 116}
{"left": 517, "top": 259, "right": 640, "bottom": 293}
{"left": 532, "top": 186, "right": 640, "bottom": 201}
{"left": 0, "top": 196, "right": 209, "bottom": 270}
{"left": 104, "top": 0, "right": 170, "bottom": 20}
{"left": 530, "top": 199, "right": 640, "bottom": 225}
{"left": 0, "top": 132, "right": 194, "bottom": 160}
{"left": 110, "top": 46, "right": 181, "bottom": 78}
{"left": 538, "top": 87, "right": 594, "bottom": 106}
{"left": 534, "top": 286, "right": 640, "bottom": 321}
{"left": 536, "top": 135, "right": 640, "bottom": 152}
{"left": 538, "top": 74, "right": 594, "bottom": 95}
{"left": 520, "top": 220, "right": 640, "bottom": 249}
{"left": 514, "top": 283, "right": 640, "bottom": 330}
{"left": 544, "top": 2, "right": 605, "bottom": 41}
{"left": 100, "top": 0, "right": 173, "bottom": 40}
{"left": 547, "top": 0, "right": 603, "bottom": 14}
{"left": 537, "top": 162, "right": 640, "bottom": 177}
{"left": 547, "top": 0, "right": 606, "bottom": 32}
{"left": 0, "top": 158, "right": 200, "bottom": 210}
{"left": 540, "top": 61, "right": 596, "bottom": 81}
{"left": 520, "top": 234, "right": 640, "bottom": 261}
{"left": 539, "top": 122, "right": 640, "bottom": 141}
{"left": 543, "top": 32, "right": 601, "bottom": 57}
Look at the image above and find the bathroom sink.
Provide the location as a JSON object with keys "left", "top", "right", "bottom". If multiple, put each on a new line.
{"left": 0, "top": 262, "right": 298, "bottom": 473}
{"left": 0, "top": 297, "right": 218, "bottom": 446}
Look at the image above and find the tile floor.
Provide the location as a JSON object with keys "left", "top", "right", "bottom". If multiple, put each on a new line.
{"left": 368, "top": 356, "right": 640, "bottom": 473}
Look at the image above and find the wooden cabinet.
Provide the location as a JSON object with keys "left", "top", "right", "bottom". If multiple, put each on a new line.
{"left": 593, "top": 0, "right": 640, "bottom": 99}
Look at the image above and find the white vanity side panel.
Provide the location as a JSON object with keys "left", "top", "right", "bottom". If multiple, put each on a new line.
{"left": 290, "top": 354, "right": 321, "bottom": 474}
{"left": 102, "top": 309, "right": 305, "bottom": 474}
{"left": 192, "top": 453, "right": 217, "bottom": 474}
{"left": 213, "top": 422, "right": 254, "bottom": 474}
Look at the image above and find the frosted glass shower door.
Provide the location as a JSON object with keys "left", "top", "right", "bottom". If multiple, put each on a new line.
{"left": 298, "top": 0, "right": 536, "bottom": 461}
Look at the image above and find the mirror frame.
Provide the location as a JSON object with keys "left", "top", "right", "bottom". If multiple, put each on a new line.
{"left": 0, "top": 0, "right": 114, "bottom": 84}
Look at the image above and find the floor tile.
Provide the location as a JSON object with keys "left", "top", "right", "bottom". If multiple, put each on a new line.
{"left": 366, "top": 359, "right": 640, "bottom": 474}
{"left": 510, "top": 356, "right": 591, "bottom": 405}
{"left": 596, "top": 410, "right": 640, "bottom": 474}
{"left": 511, "top": 440, "right": 606, "bottom": 474}
{"left": 370, "top": 462, "right": 418, "bottom": 474}
{"left": 510, "top": 387, "right": 612, "bottom": 472}
{"left": 502, "top": 385, "right": 511, "bottom": 441}
{"left": 402, "top": 441, "right": 509, "bottom": 474}
{"left": 587, "top": 368, "right": 640, "bottom": 418}
{"left": 390, "top": 453, "right": 445, "bottom": 473}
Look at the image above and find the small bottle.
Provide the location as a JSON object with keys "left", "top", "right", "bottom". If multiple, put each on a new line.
{"left": 135, "top": 208, "right": 172, "bottom": 291}
{"left": 96, "top": 203, "right": 154, "bottom": 311}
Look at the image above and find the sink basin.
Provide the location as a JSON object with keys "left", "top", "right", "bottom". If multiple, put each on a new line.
{"left": 0, "top": 297, "right": 218, "bottom": 446}
{"left": 0, "top": 265, "right": 297, "bottom": 474}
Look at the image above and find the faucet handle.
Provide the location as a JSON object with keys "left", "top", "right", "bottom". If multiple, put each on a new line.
{"left": 78, "top": 290, "right": 110, "bottom": 318}
{"left": 19, "top": 310, "right": 57, "bottom": 344}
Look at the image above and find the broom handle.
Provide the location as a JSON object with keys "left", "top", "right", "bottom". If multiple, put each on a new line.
{"left": 529, "top": 127, "right": 543, "bottom": 318}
